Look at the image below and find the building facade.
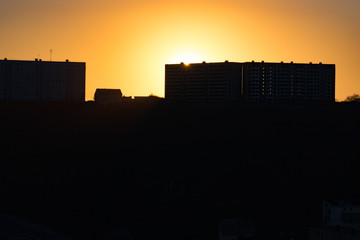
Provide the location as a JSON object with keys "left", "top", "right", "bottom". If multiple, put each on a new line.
{"left": 322, "top": 200, "right": 360, "bottom": 230}
{"left": 308, "top": 201, "right": 360, "bottom": 240}
{"left": 165, "top": 62, "right": 242, "bottom": 102}
{"left": 165, "top": 61, "right": 335, "bottom": 103}
{"left": 243, "top": 61, "right": 335, "bottom": 103}
{"left": 0, "top": 59, "right": 85, "bottom": 101}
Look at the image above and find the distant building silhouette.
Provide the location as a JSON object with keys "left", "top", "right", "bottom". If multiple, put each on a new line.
{"left": 94, "top": 88, "right": 124, "bottom": 104}
{"left": 0, "top": 58, "right": 85, "bottom": 101}
{"left": 94, "top": 89, "right": 163, "bottom": 104}
{"left": 133, "top": 95, "right": 161, "bottom": 101}
{"left": 165, "top": 61, "right": 335, "bottom": 103}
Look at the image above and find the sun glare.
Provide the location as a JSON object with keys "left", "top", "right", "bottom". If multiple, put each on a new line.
{"left": 170, "top": 50, "right": 204, "bottom": 65}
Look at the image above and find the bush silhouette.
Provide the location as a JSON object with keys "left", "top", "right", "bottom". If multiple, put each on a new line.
{"left": 344, "top": 94, "right": 360, "bottom": 103}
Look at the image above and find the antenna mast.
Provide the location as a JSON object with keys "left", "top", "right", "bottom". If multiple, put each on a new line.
{"left": 50, "top": 49, "right": 53, "bottom": 61}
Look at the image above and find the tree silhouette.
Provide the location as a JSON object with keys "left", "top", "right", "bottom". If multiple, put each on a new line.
{"left": 344, "top": 94, "right": 360, "bottom": 103}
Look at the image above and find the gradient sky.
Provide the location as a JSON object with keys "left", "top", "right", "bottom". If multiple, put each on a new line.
{"left": 1, "top": 0, "right": 359, "bottom": 100}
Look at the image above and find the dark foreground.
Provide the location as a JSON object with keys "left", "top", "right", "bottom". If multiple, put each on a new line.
{"left": 0, "top": 101, "right": 359, "bottom": 240}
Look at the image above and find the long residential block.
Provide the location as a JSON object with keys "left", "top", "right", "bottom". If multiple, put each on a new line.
{"left": 0, "top": 59, "right": 85, "bottom": 101}
{"left": 165, "top": 61, "right": 335, "bottom": 103}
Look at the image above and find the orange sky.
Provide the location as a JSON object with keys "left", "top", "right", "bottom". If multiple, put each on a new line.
{"left": 1, "top": 0, "right": 359, "bottom": 101}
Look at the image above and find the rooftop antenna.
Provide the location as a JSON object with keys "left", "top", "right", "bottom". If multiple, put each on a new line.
{"left": 50, "top": 49, "right": 53, "bottom": 61}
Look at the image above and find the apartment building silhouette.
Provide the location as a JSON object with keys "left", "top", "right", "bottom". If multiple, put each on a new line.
{"left": 165, "top": 61, "right": 335, "bottom": 103}
{"left": 165, "top": 61, "right": 242, "bottom": 102}
{"left": 0, "top": 59, "right": 85, "bottom": 101}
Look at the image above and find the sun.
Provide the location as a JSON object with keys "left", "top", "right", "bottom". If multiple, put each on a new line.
{"left": 170, "top": 50, "right": 204, "bottom": 65}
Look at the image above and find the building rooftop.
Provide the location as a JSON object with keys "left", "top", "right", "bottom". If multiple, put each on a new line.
{"left": 95, "top": 89, "right": 123, "bottom": 96}
{"left": 165, "top": 60, "right": 334, "bottom": 66}
{"left": 0, "top": 58, "right": 85, "bottom": 64}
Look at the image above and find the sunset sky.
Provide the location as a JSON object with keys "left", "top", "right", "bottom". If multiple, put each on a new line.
{"left": 1, "top": 0, "right": 359, "bottom": 100}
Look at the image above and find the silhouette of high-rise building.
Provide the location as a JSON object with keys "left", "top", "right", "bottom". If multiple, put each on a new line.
{"left": 0, "top": 59, "right": 85, "bottom": 101}
{"left": 243, "top": 61, "right": 335, "bottom": 103}
{"left": 165, "top": 61, "right": 242, "bottom": 102}
{"left": 165, "top": 61, "right": 335, "bottom": 103}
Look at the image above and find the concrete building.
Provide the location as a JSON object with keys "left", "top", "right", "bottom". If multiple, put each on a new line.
{"left": 165, "top": 61, "right": 242, "bottom": 102}
{"left": 165, "top": 61, "right": 335, "bottom": 103}
{"left": 322, "top": 200, "right": 360, "bottom": 230}
{"left": 94, "top": 89, "right": 163, "bottom": 105}
{"left": 0, "top": 58, "right": 85, "bottom": 101}
{"left": 242, "top": 61, "right": 335, "bottom": 103}
{"left": 308, "top": 201, "right": 360, "bottom": 240}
